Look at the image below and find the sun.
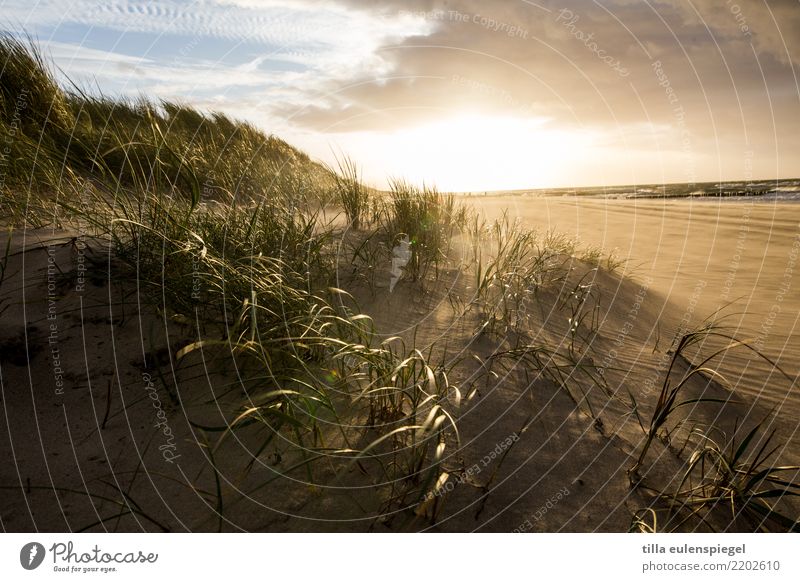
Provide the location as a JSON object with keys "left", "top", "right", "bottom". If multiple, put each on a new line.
{"left": 325, "top": 113, "right": 595, "bottom": 192}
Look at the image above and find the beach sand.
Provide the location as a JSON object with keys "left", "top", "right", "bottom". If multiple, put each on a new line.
{"left": 471, "top": 196, "right": 800, "bottom": 464}
{"left": 1, "top": 197, "right": 798, "bottom": 531}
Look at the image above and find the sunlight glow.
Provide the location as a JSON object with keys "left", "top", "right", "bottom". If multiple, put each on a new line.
{"left": 322, "top": 114, "right": 596, "bottom": 192}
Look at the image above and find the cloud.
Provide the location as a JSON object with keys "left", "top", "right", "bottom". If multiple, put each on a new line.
{"left": 654, "top": 0, "right": 800, "bottom": 66}
{"left": 3, "top": 0, "right": 433, "bottom": 136}
{"left": 3, "top": 0, "right": 430, "bottom": 74}
{"left": 3, "top": 0, "right": 798, "bottom": 185}
{"left": 277, "top": 0, "right": 799, "bottom": 183}
{"left": 285, "top": 0, "right": 796, "bottom": 126}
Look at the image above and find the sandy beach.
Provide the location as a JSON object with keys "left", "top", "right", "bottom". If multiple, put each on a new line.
{"left": 2, "top": 32, "right": 798, "bottom": 534}
{"left": 6, "top": 2, "right": 800, "bottom": 578}
{"left": 472, "top": 196, "right": 800, "bottom": 463}
{"left": 3, "top": 195, "right": 798, "bottom": 531}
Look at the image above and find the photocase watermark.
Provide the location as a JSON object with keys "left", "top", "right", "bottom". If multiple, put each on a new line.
{"left": 512, "top": 486, "right": 571, "bottom": 532}
{"left": 74, "top": 238, "right": 88, "bottom": 293}
{"left": 400, "top": 9, "right": 529, "bottom": 39}
{"left": 19, "top": 540, "right": 158, "bottom": 573}
{"left": 46, "top": 245, "right": 65, "bottom": 396}
{"left": 555, "top": 9, "right": 629, "bottom": 77}
{"left": 143, "top": 373, "right": 181, "bottom": 464}
{"left": 424, "top": 433, "right": 520, "bottom": 501}
{"left": 72, "top": 178, "right": 94, "bottom": 295}
{"left": 20, "top": 542, "right": 46, "bottom": 570}
{"left": 652, "top": 60, "right": 696, "bottom": 186}
{"left": 169, "top": 34, "right": 201, "bottom": 67}
{"left": 191, "top": 250, "right": 203, "bottom": 301}
{"left": 674, "top": 278, "right": 708, "bottom": 337}
{"left": 720, "top": 203, "right": 752, "bottom": 302}
{"left": 45, "top": 182, "right": 93, "bottom": 397}
{"left": 472, "top": 12, "right": 529, "bottom": 39}
{"left": 719, "top": 149, "right": 755, "bottom": 303}
{"left": 201, "top": 168, "right": 216, "bottom": 200}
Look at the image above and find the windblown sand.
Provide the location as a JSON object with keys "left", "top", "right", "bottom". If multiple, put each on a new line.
{"left": 1, "top": 197, "right": 798, "bottom": 531}
{"left": 471, "top": 196, "right": 800, "bottom": 464}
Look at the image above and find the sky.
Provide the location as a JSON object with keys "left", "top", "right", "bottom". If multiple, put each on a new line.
{"left": 2, "top": 0, "right": 799, "bottom": 191}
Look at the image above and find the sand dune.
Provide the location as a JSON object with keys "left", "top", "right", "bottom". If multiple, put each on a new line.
{"left": 2, "top": 198, "right": 798, "bottom": 531}
{"left": 473, "top": 196, "right": 800, "bottom": 463}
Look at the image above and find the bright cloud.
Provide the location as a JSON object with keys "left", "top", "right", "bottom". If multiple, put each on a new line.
{"left": 2, "top": 0, "right": 798, "bottom": 188}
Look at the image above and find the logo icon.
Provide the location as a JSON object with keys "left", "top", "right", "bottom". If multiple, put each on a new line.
{"left": 20, "top": 542, "right": 46, "bottom": 570}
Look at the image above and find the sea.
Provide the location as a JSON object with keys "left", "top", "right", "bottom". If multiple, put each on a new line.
{"left": 472, "top": 178, "right": 800, "bottom": 202}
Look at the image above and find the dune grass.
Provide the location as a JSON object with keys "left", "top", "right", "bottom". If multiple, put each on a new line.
{"left": 1, "top": 34, "right": 467, "bottom": 523}
{"left": 666, "top": 419, "right": 800, "bottom": 531}
{"left": 631, "top": 417, "right": 800, "bottom": 532}
{"left": 329, "top": 155, "right": 370, "bottom": 229}
{"left": 383, "top": 180, "right": 465, "bottom": 281}
{"left": 0, "top": 35, "right": 328, "bottom": 217}
{"left": 2, "top": 33, "right": 797, "bottom": 531}
{"left": 627, "top": 321, "right": 800, "bottom": 531}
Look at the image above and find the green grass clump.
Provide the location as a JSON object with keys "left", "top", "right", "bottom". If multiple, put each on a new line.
{"left": 627, "top": 322, "right": 799, "bottom": 531}
{"left": 668, "top": 420, "right": 800, "bottom": 531}
{"left": 628, "top": 323, "right": 792, "bottom": 481}
{"left": 1, "top": 35, "right": 463, "bottom": 523}
{"left": 0, "top": 34, "right": 330, "bottom": 210}
{"left": 0, "top": 35, "right": 73, "bottom": 134}
{"left": 384, "top": 180, "right": 465, "bottom": 280}
{"left": 329, "top": 155, "right": 370, "bottom": 229}
{"left": 68, "top": 91, "right": 326, "bottom": 203}
{"left": 631, "top": 419, "right": 800, "bottom": 532}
